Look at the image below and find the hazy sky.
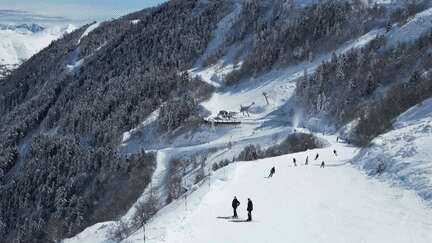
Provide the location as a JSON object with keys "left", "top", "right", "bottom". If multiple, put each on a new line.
{"left": 0, "top": 0, "right": 168, "bottom": 22}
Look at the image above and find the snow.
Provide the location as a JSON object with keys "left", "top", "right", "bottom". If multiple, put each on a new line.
{"left": 395, "top": 99, "right": 432, "bottom": 127}
{"left": 77, "top": 26, "right": 390, "bottom": 243}
{"left": 121, "top": 108, "right": 161, "bottom": 144}
{"left": 64, "top": 11, "right": 432, "bottom": 243}
{"left": 354, "top": 98, "right": 432, "bottom": 203}
{"left": 0, "top": 24, "right": 76, "bottom": 67}
{"left": 123, "top": 149, "right": 170, "bottom": 219}
{"left": 386, "top": 7, "right": 432, "bottom": 47}
{"left": 130, "top": 142, "right": 432, "bottom": 243}
{"left": 199, "top": 27, "right": 386, "bottom": 120}
{"left": 190, "top": 0, "right": 243, "bottom": 88}
{"left": 194, "top": 0, "right": 242, "bottom": 69}
{"left": 78, "top": 22, "right": 101, "bottom": 44}
{"left": 66, "top": 138, "right": 432, "bottom": 243}
{"left": 65, "top": 22, "right": 105, "bottom": 73}
{"left": 66, "top": 58, "right": 84, "bottom": 72}
{"left": 63, "top": 222, "right": 114, "bottom": 243}
{"left": 131, "top": 19, "right": 141, "bottom": 25}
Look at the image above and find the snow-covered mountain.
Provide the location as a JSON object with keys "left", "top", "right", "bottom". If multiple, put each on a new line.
{"left": 354, "top": 98, "right": 432, "bottom": 202}
{"left": 1, "top": 0, "right": 432, "bottom": 242}
{"left": 64, "top": 3, "right": 432, "bottom": 243}
{"left": 0, "top": 23, "right": 45, "bottom": 33}
{"left": 0, "top": 23, "right": 76, "bottom": 78}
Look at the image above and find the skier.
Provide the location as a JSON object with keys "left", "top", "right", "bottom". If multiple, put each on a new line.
{"left": 315, "top": 153, "right": 319, "bottom": 160}
{"left": 293, "top": 158, "right": 297, "bottom": 167}
{"left": 232, "top": 196, "right": 240, "bottom": 218}
{"left": 333, "top": 149, "right": 337, "bottom": 156}
{"left": 268, "top": 166, "right": 276, "bottom": 178}
{"left": 247, "top": 198, "right": 254, "bottom": 221}
{"left": 320, "top": 161, "right": 325, "bottom": 168}
{"left": 305, "top": 156, "right": 309, "bottom": 165}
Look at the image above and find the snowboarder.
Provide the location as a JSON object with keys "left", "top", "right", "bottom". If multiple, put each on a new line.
{"left": 315, "top": 153, "right": 319, "bottom": 160}
{"left": 268, "top": 166, "right": 276, "bottom": 178}
{"left": 333, "top": 149, "right": 337, "bottom": 156}
{"left": 305, "top": 156, "right": 309, "bottom": 165}
{"left": 320, "top": 161, "right": 325, "bottom": 168}
{"left": 232, "top": 196, "right": 240, "bottom": 218}
{"left": 247, "top": 198, "right": 253, "bottom": 221}
{"left": 293, "top": 158, "right": 297, "bottom": 167}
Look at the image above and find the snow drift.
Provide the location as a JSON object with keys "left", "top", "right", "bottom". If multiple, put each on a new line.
{"left": 354, "top": 98, "right": 432, "bottom": 203}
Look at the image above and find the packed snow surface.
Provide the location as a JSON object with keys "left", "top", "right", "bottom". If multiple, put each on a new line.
{"left": 354, "top": 98, "right": 432, "bottom": 202}
{"left": 65, "top": 139, "right": 432, "bottom": 243}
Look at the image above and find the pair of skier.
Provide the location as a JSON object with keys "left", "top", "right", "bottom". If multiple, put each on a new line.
{"left": 232, "top": 197, "right": 254, "bottom": 221}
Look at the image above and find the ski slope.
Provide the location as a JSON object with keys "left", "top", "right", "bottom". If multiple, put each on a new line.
{"left": 354, "top": 98, "right": 432, "bottom": 203}
{"left": 66, "top": 137, "right": 432, "bottom": 243}
{"left": 123, "top": 139, "right": 432, "bottom": 243}
{"left": 78, "top": 22, "right": 100, "bottom": 44}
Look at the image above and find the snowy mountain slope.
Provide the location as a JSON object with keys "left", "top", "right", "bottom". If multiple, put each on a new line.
{"left": 65, "top": 22, "right": 102, "bottom": 72}
{"left": 65, "top": 137, "right": 432, "bottom": 243}
{"left": 64, "top": 26, "right": 396, "bottom": 243}
{"left": 197, "top": 27, "right": 385, "bottom": 120}
{"left": 78, "top": 22, "right": 101, "bottom": 44}
{"left": 354, "top": 98, "right": 432, "bottom": 203}
{"left": 0, "top": 23, "right": 76, "bottom": 77}
{"left": 64, "top": 3, "right": 432, "bottom": 240}
{"left": 387, "top": 7, "right": 432, "bottom": 47}
{"left": 26, "top": 1, "right": 432, "bottom": 242}
{"left": 114, "top": 27, "right": 385, "bottom": 222}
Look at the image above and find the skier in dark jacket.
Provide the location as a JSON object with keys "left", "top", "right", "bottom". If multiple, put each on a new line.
{"left": 333, "top": 149, "right": 337, "bottom": 156}
{"left": 247, "top": 198, "right": 253, "bottom": 221}
{"left": 315, "top": 153, "right": 319, "bottom": 160}
{"left": 305, "top": 156, "right": 309, "bottom": 165}
{"left": 232, "top": 196, "right": 240, "bottom": 218}
{"left": 268, "top": 166, "right": 276, "bottom": 178}
{"left": 320, "top": 161, "right": 325, "bottom": 168}
{"left": 293, "top": 158, "right": 297, "bottom": 167}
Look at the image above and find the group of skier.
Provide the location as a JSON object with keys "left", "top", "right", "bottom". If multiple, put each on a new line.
{"left": 229, "top": 149, "right": 338, "bottom": 221}
{"left": 291, "top": 149, "right": 338, "bottom": 168}
{"left": 232, "top": 196, "right": 254, "bottom": 221}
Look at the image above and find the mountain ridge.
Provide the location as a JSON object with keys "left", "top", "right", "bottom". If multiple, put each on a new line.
{"left": 1, "top": 0, "right": 432, "bottom": 242}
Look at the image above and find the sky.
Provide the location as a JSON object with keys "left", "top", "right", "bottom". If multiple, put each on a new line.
{"left": 0, "top": 0, "right": 168, "bottom": 23}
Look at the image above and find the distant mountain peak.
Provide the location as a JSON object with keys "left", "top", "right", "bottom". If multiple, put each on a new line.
{"left": 0, "top": 23, "right": 45, "bottom": 33}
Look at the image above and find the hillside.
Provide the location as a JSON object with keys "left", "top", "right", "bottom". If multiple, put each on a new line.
{"left": 1, "top": 0, "right": 432, "bottom": 242}
{"left": 0, "top": 1, "right": 231, "bottom": 242}
{"left": 354, "top": 98, "right": 432, "bottom": 202}
{"left": 0, "top": 23, "right": 75, "bottom": 78}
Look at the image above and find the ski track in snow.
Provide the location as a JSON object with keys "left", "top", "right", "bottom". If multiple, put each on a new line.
{"left": 66, "top": 22, "right": 105, "bottom": 73}
{"left": 200, "top": 27, "right": 386, "bottom": 119}
{"left": 78, "top": 22, "right": 101, "bottom": 44}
